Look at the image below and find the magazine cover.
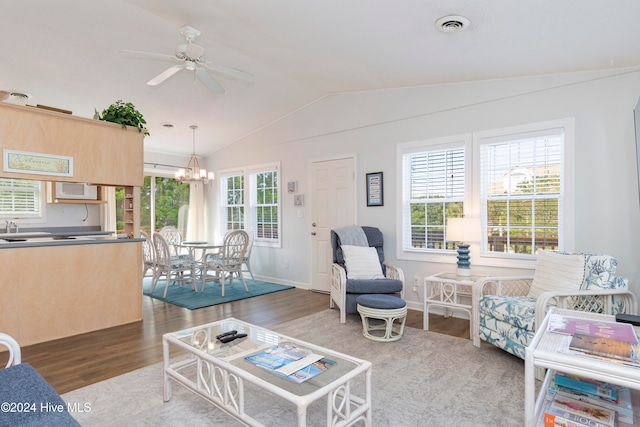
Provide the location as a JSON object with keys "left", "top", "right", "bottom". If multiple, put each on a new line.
{"left": 548, "top": 314, "right": 639, "bottom": 343}
{"left": 544, "top": 394, "right": 616, "bottom": 427}
{"left": 245, "top": 344, "right": 312, "bottom": 371}
{"left": 244, "top": 344, "right": 335, "bottom": 383}
{"left": 569, "top": 333, "right": 639, "bottom": 363}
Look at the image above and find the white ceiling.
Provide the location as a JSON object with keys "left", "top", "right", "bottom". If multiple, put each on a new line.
{"left": 2, "top": 0, "right": 640, "bottom": 157}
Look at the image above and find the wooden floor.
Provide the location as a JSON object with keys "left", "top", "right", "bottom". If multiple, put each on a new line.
{"left": 15, "top": 288, "right": 471, "bottom": 394}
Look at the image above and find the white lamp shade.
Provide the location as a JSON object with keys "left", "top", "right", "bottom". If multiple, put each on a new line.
{"left": 447, "top": 217, "right": 481, "bottom": 243}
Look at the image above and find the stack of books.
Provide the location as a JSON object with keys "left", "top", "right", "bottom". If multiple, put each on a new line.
{"left": 547, "top": 371, "right": 633, "bottom": 424}
{"left": 544, "top": 392, "right": 617, "bottom": 427}
{"left": 543, "top": 314, "right": 638, "bottom": 425}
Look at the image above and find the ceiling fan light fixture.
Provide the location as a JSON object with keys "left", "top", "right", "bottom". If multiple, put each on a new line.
{"left": 435, "top": 15, "right": 470, "bottom": 33}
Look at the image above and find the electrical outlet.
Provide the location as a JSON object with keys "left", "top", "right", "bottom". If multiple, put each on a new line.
{"left": 413, "top": 275, "right": 420, "bottom": 292}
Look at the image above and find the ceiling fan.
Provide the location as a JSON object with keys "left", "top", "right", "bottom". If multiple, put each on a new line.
{"left": 121, "top": 25, "right": 254, "bottom": 94}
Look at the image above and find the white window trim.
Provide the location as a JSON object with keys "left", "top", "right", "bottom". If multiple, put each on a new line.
{"left": 396, "top": 118, "right": 574, "bottom": 270}
{"left": 396, "top": 134, "right": 472, "bottom": 263}
{"left": 219, "top": 170, "right": 245, "bottom": 235}
{"left": 219, "top": 162, "right": 281, "bottom": 248}
{"left": 472, "top": 117, "right": 575, "bottom": 269}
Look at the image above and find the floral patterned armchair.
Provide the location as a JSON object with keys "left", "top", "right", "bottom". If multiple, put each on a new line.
{"left": 473, "top": 250, "right": 638, "bottom": 359}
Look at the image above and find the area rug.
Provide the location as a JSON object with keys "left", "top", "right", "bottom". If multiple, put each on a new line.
{"left": 62, "top": 309, "right": 526, "bottom": 426}
{"left": 142, "top": 277, "right": 294, "bottom": 309}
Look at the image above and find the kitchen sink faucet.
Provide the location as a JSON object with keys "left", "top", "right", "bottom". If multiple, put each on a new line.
{"left": 5, "top": 220, "right": 18, "bottom": 233}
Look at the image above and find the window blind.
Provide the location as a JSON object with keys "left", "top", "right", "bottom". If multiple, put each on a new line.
{"left": 402, "top": 147, "right": 465, "bottom": 251}
{"left": 250, "top": 169, "right": 279, "bottom": 241}
{"left": 219, "top": 173, "right": 244, "bottom": 234}
{"left": 479, "top": 128, "right": 563, "bottom": 255}
{"left": 0, "top": 178, "right": 42, "bottom": 219}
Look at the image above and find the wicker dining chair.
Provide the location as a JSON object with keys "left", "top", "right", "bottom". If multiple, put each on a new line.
{"left": 202, "top": 230, "right": 250, "bottom": 296}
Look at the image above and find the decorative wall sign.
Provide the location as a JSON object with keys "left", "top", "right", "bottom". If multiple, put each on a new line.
{"left": 366, "top": 172, "right": 383, "bottom": 206}
{"left": 3, "top": 149, "right": 73, "bottom": 177}
{"left": 294, "top": 194, "right": 304, "bottom": 206}
{"left": 287, "top": 181, "right": 297, "bottom": 194}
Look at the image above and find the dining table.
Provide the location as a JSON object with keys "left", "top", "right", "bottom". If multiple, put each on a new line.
{"left": 179, "top": 241, "right": 225, "bottom": 291}
{"left": 179, "top": 241, "right": 223, "bottom": 263}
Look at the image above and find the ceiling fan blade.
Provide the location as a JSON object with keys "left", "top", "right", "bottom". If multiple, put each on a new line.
{"left": 196, "top": 68, "right": 225, "bottom": 94}
{"left": 120, "top": 49, "right": 179, "bottom": 63}
{"left": 147, "top": 65, "right": 183, "bottom": 86}
{"left": 204, "top": 62, "right": 254, "bottom": 83}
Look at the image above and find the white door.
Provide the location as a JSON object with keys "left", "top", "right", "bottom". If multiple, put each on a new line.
{"left": 310, "top": 157, "right": 355, "bottom": 292}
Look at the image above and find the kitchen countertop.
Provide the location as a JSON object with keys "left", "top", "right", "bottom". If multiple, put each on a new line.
{"left": 0, "top": 230, "right": 144, "bottom": 248}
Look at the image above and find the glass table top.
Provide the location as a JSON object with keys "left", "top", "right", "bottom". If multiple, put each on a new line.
{"left": 166, "top": 318, "right": 363, "bottom": 396}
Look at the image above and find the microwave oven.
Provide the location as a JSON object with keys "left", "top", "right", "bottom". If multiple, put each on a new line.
{"left": 54, "top": 182, "right": 98, "bottom": 200}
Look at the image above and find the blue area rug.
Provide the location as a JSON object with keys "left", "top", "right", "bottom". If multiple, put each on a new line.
{"left": 142, "top": 277, "right": 294, "bottom": 310}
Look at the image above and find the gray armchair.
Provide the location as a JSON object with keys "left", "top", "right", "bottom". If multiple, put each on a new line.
{"left": 330, "top": 226, "right": 405, "bottom": 323}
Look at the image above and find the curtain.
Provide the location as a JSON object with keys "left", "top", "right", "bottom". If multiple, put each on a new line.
{"left": 186, "top": 182, "right": 205, "bottom": 241}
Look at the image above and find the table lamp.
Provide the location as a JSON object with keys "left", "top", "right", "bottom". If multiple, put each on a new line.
{"left": 447, "top": 217, "right": 481, "bottom": 276}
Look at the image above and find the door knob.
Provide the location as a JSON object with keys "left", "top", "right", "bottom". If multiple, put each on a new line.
{"left": 311, "top": 232, "right": 316, "bottom": 236}
{"left": 312, "top": 222, "right": 316, "bottom": 227}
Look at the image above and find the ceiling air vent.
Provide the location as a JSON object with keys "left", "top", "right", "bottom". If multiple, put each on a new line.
{"left": 435, "top": 15, "right": 470, "bottom": 33}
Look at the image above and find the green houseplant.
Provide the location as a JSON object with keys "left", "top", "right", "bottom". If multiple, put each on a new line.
{"left": 96, "top": 100, "right": 149, "bottom": 136}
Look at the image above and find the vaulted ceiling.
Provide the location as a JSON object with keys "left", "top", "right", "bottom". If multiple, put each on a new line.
{"left": 2, "top": 0, "right": 640, "bottom": 156}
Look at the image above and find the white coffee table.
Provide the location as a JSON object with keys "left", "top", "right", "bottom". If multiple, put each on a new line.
{"left": 163, "top": 318, "right": 372, "bottom": 426}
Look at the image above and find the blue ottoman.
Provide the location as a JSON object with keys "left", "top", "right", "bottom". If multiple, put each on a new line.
{"left": 356, "top": 294, "right": 407, "bottom": 342}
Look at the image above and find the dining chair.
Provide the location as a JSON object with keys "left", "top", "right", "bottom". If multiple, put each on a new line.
{"left": 141, "top": 231, "right": 156, "bottom": 279}
{"left": 202, "top": 230, "right": 250, "bottom": 296}
{"left": 150, "top": 233, "right": 199, "bottom": 298}
{"left": 241, "top": 232, "right": 255, "bottom": 280}
{"left": 159, "top": 225, "right": 187, "bottom": 258}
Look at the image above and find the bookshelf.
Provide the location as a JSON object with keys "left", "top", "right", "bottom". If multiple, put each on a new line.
{"left": 123, "top": 186, "right": 140, "bottom": 238}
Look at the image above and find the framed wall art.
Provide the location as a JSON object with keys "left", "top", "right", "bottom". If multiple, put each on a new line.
{"left": 366, "top": 172, "right": 383, "bottom": 206}
{"left": 3, "top": 149, "right": 73, "bottom": 177}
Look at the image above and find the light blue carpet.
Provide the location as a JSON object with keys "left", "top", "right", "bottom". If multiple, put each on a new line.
{"left": 142, "top": 277, "right": 294, "bottom": 310}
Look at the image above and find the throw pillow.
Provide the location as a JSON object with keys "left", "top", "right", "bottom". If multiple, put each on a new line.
{"left": 581, "top": 254, "right": 618, "bottom": 290}
{"left": 527, "top": 250, "right": 586, "bottom": 299}
{"left": 341, "top": 245, "right": 385, "bottom": 280}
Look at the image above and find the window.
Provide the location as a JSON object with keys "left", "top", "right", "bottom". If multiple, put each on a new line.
{"left": 478, "top": 123, "right": 568, "bottom": 256}
{"left": 251, "top": 169, "right": 279, "bottom": 242}
{"left": 219, "top": 163, "right": 281, "bottom": 246}
{"left": 117, "top": 175, "right": 190, "bottom": 235}
{"left": 398, "top": 119, "right": 573, "bottom": 264}
{"left": 400, "top": 136, "right": 468, "bottom": 254}
{"left": 0, "top": 178, "right": 44, "bottom": 220}
{"left": 220, "top": 174, "right": 244, "bottom": 233}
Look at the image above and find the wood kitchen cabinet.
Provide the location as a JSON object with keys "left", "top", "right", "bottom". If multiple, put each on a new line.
{"left": 0, "top": 102, "right": 145, "bottom": 345}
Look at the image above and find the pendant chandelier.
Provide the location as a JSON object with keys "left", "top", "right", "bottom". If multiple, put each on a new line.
{"left": 175, "top": 125, "right": 214, "bottom": 184}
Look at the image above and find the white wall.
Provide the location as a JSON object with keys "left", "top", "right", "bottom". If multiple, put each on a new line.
{"left": 200, "top": 68, "right": 640, "bottom": 308}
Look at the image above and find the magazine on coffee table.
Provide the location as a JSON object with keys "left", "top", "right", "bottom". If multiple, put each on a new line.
{"left": 245, "top": 344, "right": 336, "bottom": 383}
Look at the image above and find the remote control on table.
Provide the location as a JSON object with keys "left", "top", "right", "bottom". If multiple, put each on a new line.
{"left": 215, "top": 330, "right": 237, "bottom": 340}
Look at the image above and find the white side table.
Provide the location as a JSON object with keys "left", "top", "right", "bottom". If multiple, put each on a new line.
{"left": 423, "top": 272, "right": 486, "bottom": 340}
